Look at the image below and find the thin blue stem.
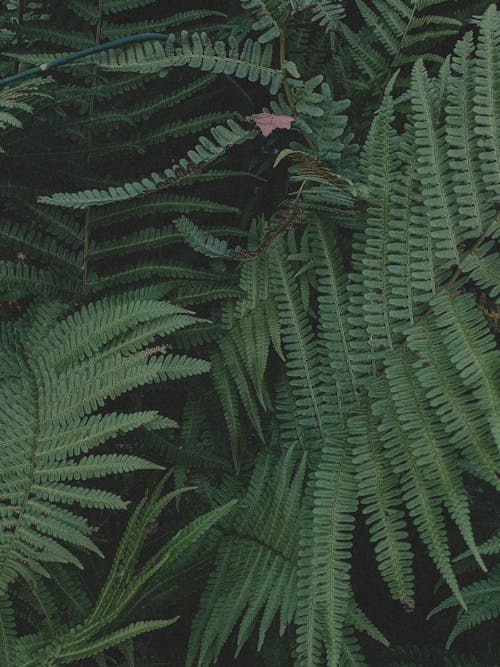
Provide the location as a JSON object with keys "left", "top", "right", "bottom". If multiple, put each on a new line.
{"left": 0, "top": 33, "right": 171, "bottom": 88}
{"left": 0, "top": 31, "right": 254, "bottom": 110}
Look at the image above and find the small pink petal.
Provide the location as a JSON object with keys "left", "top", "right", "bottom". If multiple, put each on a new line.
{"left": 16, "top": 252, "right": 26, "bottom": 261}
{"left": 252, "top": 113, "right": 294, "bottom": 137}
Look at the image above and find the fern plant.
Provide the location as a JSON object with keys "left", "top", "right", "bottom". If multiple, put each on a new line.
{"left": 1, "top": 476, "right": 235, "bottom": 666}
{"left": 0, "top": 1, "right": 265, "bottom": 299}
{"left": 185, "top": 7, "right": 500, "bottom": 665}
{"left": 0, "top": 0, "right": 498, "bottom": 665}
{"left": 328, "top": 0, "right": 493, "bottom": 119}
{"left": 0, "top": 287, "right": 209, "bottom": 649}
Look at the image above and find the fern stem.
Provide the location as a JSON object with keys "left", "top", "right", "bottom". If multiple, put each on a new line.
{"left": 279, "top": 30, "right": 315, "bottom": 152}
{"left": 279, "top": 30, "right": 295, "bottom": 116}
{"left": 379, "top": 1, "right": 417, "bottom": 99}
{"left": 82, "top": 0, "right": 103, "bottom": 296}
{"left": 14, "top": 0, "right": 26, "bottom": 75}
{"left": 0, "top": 354, "right": 41, "bottom": 590}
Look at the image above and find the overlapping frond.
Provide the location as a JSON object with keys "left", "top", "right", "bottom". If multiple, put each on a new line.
{"left": 88, "top": 31, "right": 284, "bottom": 93}
{"left": 0, "top": 294, "right": 208, "bottom": 590}
{"left": 335, "top": 0, "right": 462, "bottom": 94}
{"left": 187, "top": 449, "right": 305, "bottom": 666}
{"left": 0, "top": 2, "right": 499, "bottom": 665}
{"left": 13, "top": 482, "right": 235, "bottom": 667}
{"left": 431, "top": 565, "right": 500, "bottom": 649}
{"left": 39, "top": 119, "right": 257, "bottom": 209}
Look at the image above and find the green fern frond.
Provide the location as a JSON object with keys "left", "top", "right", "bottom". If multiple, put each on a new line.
{"left": 241, "top": 0, "right": 290, "bottom": 42}
{"left": 89, "top": 224, "right": 180, "bottom": 260}
{"left": 431, "top": 565, "right": 500, "bottom": 649}
{"left": 351, "top": 407, "right": 414, "bottom": 605}
{"left": 430, "top": 289, "right": 500, "bottom": 451}
{"left": 460, "top": 243, "right": 500, "bottom": 298}
{"left": 188, "top": 449, "right": 304, "bottom": 666}
{"left": 297, "top": 428, "right": 358, "bottom": 667}
{"left": 90, "top": 260, "right": 227, "bottom": 292}
{"left": 0, "top": 295, "right": 208, "bottom": 590}
{"left": 384, "top": 346, "right": 482, "bottom": 576}
{"left": 412, "top": 59, "right": 462, "bottom": 269}
{"left": 88, "top": 31, "right": 284, "bottom": 94}
{"left": 385, "top": 644, "right": 489, "bottom": 666}
{"left": 175, "top": 216, "right": 232, "bottom": 258}
{"left": 0, "top": 222, "right": 82, "bottom": 275}
{"left": 474, "top": 4, "right": 500, "bottom": 192}
{"left": 336, "top": 0, "right": 462, "bottom": 90}
{"left": 0, "top": 261, "right": 80, "bottom": 299}
{"left": 101, "top": 0, "right": 160, "bottom": 15}
{"left": 174, "top": 284, "right": 243, "bottom": 306}
{"left": 370, "top": 376, "right": 463, "bottom": 607}
{"left": 39, "top": 119, "right": 257, "bottom": 209}
{"left": 0, "top": 595, "right": 15, "bottom": 667}
{"left": 92, "top": 194, "right": 239, "bottom": 229}
{"left": 339, "top": 626, "right": 368, "bottom": 666}
{"left": 83, "top": 74, "right": 215, "bottom": 129}
{"left": 269, "top": 235, "right": 325, "bottom": 451}
{"left": 129, "top": 111, "right": 237, "bottom": 145}
{"left": 101, "top": 10, "right": 226, "bottom": 39}
{"left": 446, "top": 32, "right": 496, "bottom": 239}
{"left": 406, "top": 313, "right": 499, "bottom": 490}
{"left": 0, "top": 78, "right": 52, "bottom": 152}
{"left": 217, "top": 331, "right": 266, "bottom": 438}
{"left": 312, "top": 220, "right": 359, "bottom": 411}
{"left": 26, "top": 205, "right": 82, "bottom": 248}
{"left": 14, "top": 481, "right": 235, "bottom": 666}
{"left": 306, "top": 0, "right": 344, "bottom": 32}
{"left": 353, "top": 76, "right": 400, "bottom": 355}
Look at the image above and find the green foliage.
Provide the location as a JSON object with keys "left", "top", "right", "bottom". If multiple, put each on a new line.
{"left": 187, "top": 449, "right": 304, "bottom": 665}
{"left": 87, "top": 31, "right": 285, "bottom": 93}
{"left": 0, "top": 78, "right": 52, "bottom": 151}
{"left": 10, "top": 480, "right": 235, "bottom": 666}
{"left": 0, "top": 291, "right": 208, "bottom": 591}
{"left": 333, "top": 0, "right": 465, "bottom": 101}
{"left": 0, "top": 0, "right": 498, "bottom": 665}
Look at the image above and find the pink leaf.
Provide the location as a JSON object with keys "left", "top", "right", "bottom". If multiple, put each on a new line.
{"left": 251, "top": 113, "right": 294, "bottom": 137}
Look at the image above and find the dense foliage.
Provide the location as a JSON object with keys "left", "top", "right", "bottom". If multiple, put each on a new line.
{"left": 0, "top": 1, "right": 498, "bottom": 665}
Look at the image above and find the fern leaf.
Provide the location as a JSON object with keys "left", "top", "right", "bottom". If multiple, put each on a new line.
{"left": 297, "top": 431, "right": 358, "bottom": 667}
{"left": 0, "top": 261, "right": 80, "bottom": 299}
{"left": 430, "top": 289, "right": 500, "bottom": 451}
{"left": 370, "top": 376, "right": 463, "bottom": 606}
{"left": 307, "top": 0, "right": 344, "bottom": 32}
{"left": 406, "top": 314, "right": 499, "bottom": 491}
{"left": 474, "top": 5, "right": 500, "bottom": 192}
{"left": 460, "top": 243, "right": 500, "bottom": 298}
{"left": 0, "top": 297, "right": 207, "bottom": 590}
{"left": 351, "top": 407, "right": 414, "bottom": 604}
{"left": 56, "top": 619, "right": 178, "bottom": 664}
{"left": 88, "top": 32, "right": 284, "bottom": 93}
{"left": 434, "top": 565, "right": 500, "bottom": 649}
{"left": 0, "top": 595, "right": 15, "bottom": 667}
{"left": 39, "top": 120, "right": 257, "bottom": 209}
{"left": 270, "top": 235, "right": 326, "bottom": 450}
{"left": 384, "top": 348, "right": 478, "bottom": 593}
{"left": 446, "top": 32, "right": 496, "bottom": 239}
{"left": 354, "top": 78, "right": 400, "bottom": 355}
{"left": 411, "top": 59, "right": 462, "bottom": 269}
{"left": 175, "top": 216, "right": 232, "bottom": 258}
{"left": 241, "top": 0, "right": 289, "bottom": 43}
{"left": 312, "top": 220, "right": 359, "bottom": 412}
{"left": 188, "top": 450, "right": 303, "bottom": 666}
